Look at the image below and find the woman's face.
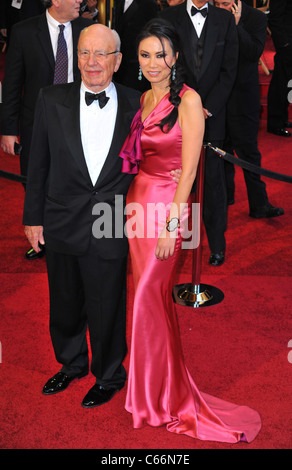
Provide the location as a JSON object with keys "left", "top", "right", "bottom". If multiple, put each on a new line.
{"left": 138, "top": 36, "right": 177, "bottom": 87}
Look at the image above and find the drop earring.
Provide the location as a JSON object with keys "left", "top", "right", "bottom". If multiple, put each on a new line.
{"left": 138, "top": 66, "right": 142, "bottom": 81}
{"left": 172, "top": 64, "right": 176, "bottom": 81}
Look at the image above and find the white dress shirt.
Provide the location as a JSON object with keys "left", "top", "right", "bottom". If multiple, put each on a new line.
{"left": 46, "top": 9, "right": 74, "bottom": 83}
{"left": 186, "top": 0, "right": 209, "bottom": 38}
{"left": 124, "top": 0, "right": 135, "bottom": 12}
{"left": 80, "top": 82, "right": 118, "bottom": 185}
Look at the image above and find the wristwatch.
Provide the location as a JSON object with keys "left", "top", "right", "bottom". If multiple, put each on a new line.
{"left": 166, "top": 217, "right": 180, "bottom": 232}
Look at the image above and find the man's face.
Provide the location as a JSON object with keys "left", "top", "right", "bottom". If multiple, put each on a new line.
{"left": 167, "top": 0, "right": 184, "bottom": 6}
{"left": 51, "top": 0, "right": 82, "bottom": 22}
{"left": 213, "top": 0, "right": 235, "bottom": 11}
{"left": 78, "top": 25, "right": 122, "bottom": 93}
{"left": 192, "top": 0, "right": 209, "bottom": 8}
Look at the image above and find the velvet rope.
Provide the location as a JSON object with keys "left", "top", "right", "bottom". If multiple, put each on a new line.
{"left": 205, "top": 143, "right": 292, "bottom": 184}
{"left": 0, "top": 169, "right": 26, "bottom": 183}
{"left": 1, "top": 143, "right": 292, "bottom": 184}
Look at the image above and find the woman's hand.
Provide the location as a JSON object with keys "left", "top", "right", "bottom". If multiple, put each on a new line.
{"left": 155, "top": 226, "right": 177, "bottom": 260}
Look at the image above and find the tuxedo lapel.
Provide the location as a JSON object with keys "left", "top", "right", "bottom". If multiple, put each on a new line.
{"left": 122, "top": 0, "right": 140, "bottom": 25}
{"left": 56, "top": 82, "right": 92, "bottom": 185}
{"left": 36, "top": 13, "right": 55, "bottom": 72}
{"left": 176, "top": 5, "right": 198, "bottom": 81}
{"left": 198, "top": 6, "right": 219, "bottom": 79}
{"left": 94, "top": 83, "right": 138, "bottom": 188}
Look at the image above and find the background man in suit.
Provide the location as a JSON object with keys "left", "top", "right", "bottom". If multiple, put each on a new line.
{"left": 113, "top": 0, "right": 159, "bottom": 91}
{"left": 160, "top": 0, "right": 238, "bottom": 266}
{"left": 214, "top": 0, "right": 284, "bottom": 219}
{"left": 267, "top": 0, "right": 292, "bottom": 137}
{"left": 23, "top": 24, "right": 141, "bottom": 408}
{"left": 0, "top": 0, "right": 45, "bottom": 46}
{"left": 0, "top": 0, "right": 91, "bottom": 260}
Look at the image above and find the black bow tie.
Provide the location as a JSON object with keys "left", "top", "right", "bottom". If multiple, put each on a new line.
{"left": 85, "top": 91, "right": 109, "bottom": 108}
{"left": 191, "top": 6, "right": 208, "bottom": 18}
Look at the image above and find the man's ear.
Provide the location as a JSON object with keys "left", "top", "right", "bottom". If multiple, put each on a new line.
{"left": 114, "top": 52, "right": 123, "bottom": 73}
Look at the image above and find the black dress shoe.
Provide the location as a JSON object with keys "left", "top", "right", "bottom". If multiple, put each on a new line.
{"left": 267, "top": 127, "right": 291, "bottom": 137}
{"left": 25, "top": 246, "right": 45, "bottom": 260}
{"left": 249, "top": 204, "right": 284, "bottom": 219}
{"left": 284, "top": 121, "right": 292, "bottom": 128}
{"left": 82, "top": 383, "right": 124, "bottom": 408}
{"left": 42, "top": 371, "right": 87, "bottom": 395}
{"left": 209, "top": 251, "right": 225, "bottom": 267}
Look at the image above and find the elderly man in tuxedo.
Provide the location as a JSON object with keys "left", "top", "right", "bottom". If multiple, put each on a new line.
{"left": 23, "top": 24, "right": 142, "bottom": 408}
{"left": 0, "top": 0, "right": 91, "bottom": 260}
{"left": 160, "top": 0, "right": 238, "bottom": 266}
{"left": 214, "top": 0, "right": 284, "bottom": 219}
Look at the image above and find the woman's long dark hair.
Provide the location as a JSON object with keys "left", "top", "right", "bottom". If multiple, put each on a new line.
{"left": 136, "top": 18, "right": 185, "bottom": 133}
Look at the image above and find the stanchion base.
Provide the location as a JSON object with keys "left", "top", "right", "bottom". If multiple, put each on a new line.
{"left": 173, "top": 283, "right": 224, "bottom": 308}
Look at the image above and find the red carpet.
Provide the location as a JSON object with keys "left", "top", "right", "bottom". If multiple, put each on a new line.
{"left": 0, "top": 34, "right": 291, "bottom": 453}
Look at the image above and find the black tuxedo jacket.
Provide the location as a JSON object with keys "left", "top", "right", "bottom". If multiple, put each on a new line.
{"left": 227, "top": 2, "right": 267, "bottom": 115}
{"left": 23, "top": 81, "right": 141, "bottom": 259}
{"left": 0, "top": 13, "right": 90, "bottom": 148}
{"left": 114, "top": 0, "right": 158, "bottom": 57}
{"left": 160, "top": 3, "right": 238, "bottom": 140}
{"left": 0, "top": 0, "right": 45, "bottom": 29}
{"left": 113, "top": 0, "right": 158, "bottom": 90}
{"left": 268, "top": 0, "right": 292, "bottom": 49}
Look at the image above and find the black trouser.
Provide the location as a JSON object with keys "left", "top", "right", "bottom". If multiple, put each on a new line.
{"left": 267, "top": 47, "right": 292, "bottom": 129}
{"left": 45, "top": 244, "right": 128, "bottom": 389}
{"left": 203, "top": 143, "right": 227, "bottom": 254}
{"left": 224, "top": 112, "right": 269, "bottom": 212}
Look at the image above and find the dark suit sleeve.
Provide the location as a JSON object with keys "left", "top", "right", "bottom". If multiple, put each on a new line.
{"left": 23, "top": 89, "right": 50, "bottom": 226}
{"left": 1, "top": 24, "right": 25, "bottom": 136}
{"left": 204, "top": 15, "right": 238, "bottom": 117}
{"left": 237, "top": 10, "right": 267, "bottom": 61}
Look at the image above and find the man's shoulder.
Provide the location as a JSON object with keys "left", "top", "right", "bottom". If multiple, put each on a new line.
{"left": 72, "top": 15, "right": 93, "bottom": 29}
{"left": 159, "top": 3, "right": 185, "bottom": 21}
{"left": 208, "top": 3, "right": 234, "bottom": 22}
{"left": 114, "top": 82, "right": 142, "bottom": 103}
{"left": 10, "top": 12, "right": 45, "bottom": 34}
{"left": 135, "top": 0, "right": 159, "bottom": 10}
{"left": 40, "top": 81, "right": 78, "bottom": 101}
{"left": 11, "top": 12, "right": 92, "bottom": 34}
{"left": 242, "top": 2, "right": 267, "bottom": 26}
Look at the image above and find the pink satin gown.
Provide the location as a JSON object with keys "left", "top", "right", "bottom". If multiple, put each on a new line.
{"left": 120, "top": 84, "right": 261, "bottom": 443}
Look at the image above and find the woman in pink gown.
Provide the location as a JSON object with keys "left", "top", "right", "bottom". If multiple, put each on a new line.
{"left": 120, "top": 19, "right": 261, "bottom": 443}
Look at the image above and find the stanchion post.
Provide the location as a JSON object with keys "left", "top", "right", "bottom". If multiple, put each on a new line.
{"left": 172, "top": 145, "right": 224, "bottom": 308}
{"left": 192, "top": 145, "right": 205, "bottom": 288}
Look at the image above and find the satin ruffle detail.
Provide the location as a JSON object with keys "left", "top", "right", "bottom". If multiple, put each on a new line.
{"left": 120, "top": 109, "right": 144, "bottom": 174}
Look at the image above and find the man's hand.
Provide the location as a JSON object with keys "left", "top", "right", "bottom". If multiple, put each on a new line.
{"left": 231, "top": 0, "right": 242, "bottom": 25}
{"left": 87, "top": 0, "right": 97, "bottom": 10}
{"left": 24, "top": 226, "right": 45, "bottom": 252}
{"left": 170, "top": 168, "right": 182, "bottom": 184}
{"left": 1, "top": 135, "right": 19, "bottom": 155}
{"left": 81, "top": 0, "right": 97, "bottom": 18}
